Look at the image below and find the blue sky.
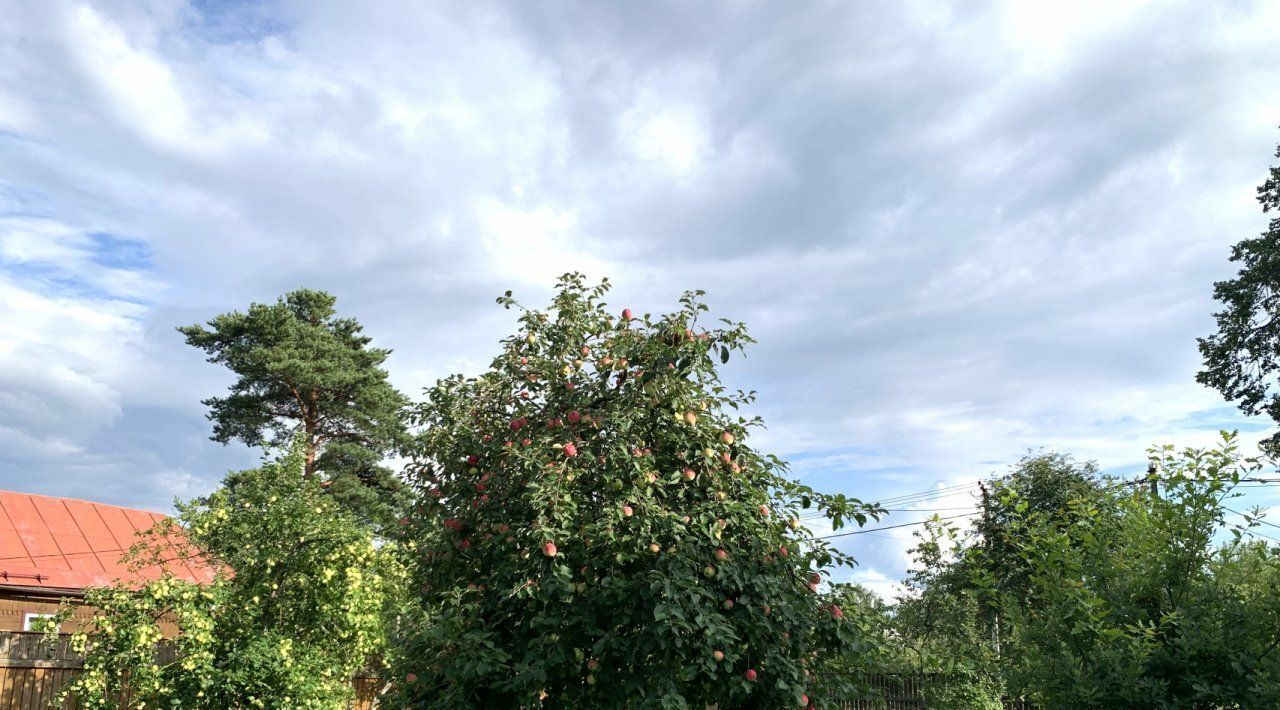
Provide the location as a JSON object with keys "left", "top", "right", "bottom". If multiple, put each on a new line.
{"left": 2, "top": 0, "right": 1279, "bottom": 595}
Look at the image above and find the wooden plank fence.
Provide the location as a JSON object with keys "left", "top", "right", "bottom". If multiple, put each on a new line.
{"left": 0, "top": 633, "right": 1031, "bottom": 710}
{"left": 0, "top": 632, "right": 380, "bottom": 709}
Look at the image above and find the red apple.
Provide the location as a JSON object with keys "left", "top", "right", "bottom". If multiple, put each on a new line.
{"left": 406, "top": 672, "right": 417, "bottom": 683}
{"left": 622, "top": 308, "right": 633, "bottom": 320}
{"left": 809, "top": 572, "right": 822, "bottom": 586}
{"left": 683, "top": 468, "right": 697, "bottom": 481}
{"left": 722, "top": 599, "right": 734, "bottom": 610}
{"left": 567, "top": 410, "right": 581, "bottom": 424}
{"left": 466, "top": 455, "right": 478, "bottom": 465}
{"left": 800, "top": 694, "right": 809, "bottom": 706}
{"left": 713, "top": 650, "right": 725, "bottom": 662}
{"left": 649, "top": 543, "right": 661, "bottom": 554}
{"left": 759, "top": 504, "right": 771, "bottom": 517}
{"left": 563, "top": 443, "right": 578, "bottom": 458}
{"left": 831, "top": 604, "right": 844, "bottom": 619}
{"left": 715, "top": 549, "right": 728, "bottom": 561}
{"left": 542, "top": 542, "right": 558, "bottom": 557}
{"left": 721, "top": 431, "right": 735, "bottom": 445}
{"left": 622, "top": 505, "right": 634, "bottom": 517}
{"left": 744, "top": 668, "right": 757, "bottom": 682}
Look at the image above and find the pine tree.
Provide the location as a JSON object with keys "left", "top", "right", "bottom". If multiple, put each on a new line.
{"left": 179, "top": 289, "right": 409, "bottom": 529}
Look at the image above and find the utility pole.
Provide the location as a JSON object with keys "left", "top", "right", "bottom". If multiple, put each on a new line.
{"left": 1147, "top": 460, "right": 1160, "bottom": 499}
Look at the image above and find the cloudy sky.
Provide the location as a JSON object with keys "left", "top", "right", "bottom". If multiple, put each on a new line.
{"left": 3, "top": 0, "right": 1279, "bottom": 594}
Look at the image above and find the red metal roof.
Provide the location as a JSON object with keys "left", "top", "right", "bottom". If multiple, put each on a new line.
{"left": 0, "top": 490, "right": 217, "bottom": 592}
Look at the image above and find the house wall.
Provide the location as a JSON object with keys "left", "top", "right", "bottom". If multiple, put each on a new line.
{"left": 0, "top": 595, "right": 94, "bottom": 633}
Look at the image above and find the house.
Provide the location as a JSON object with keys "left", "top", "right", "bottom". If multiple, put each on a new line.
{"left": 0, "top": 490, "right": 216, "bottom": 633}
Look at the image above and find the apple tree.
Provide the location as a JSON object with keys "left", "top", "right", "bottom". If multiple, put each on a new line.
{"left": 389, "top": 274, "right": 881, "bottom": 708}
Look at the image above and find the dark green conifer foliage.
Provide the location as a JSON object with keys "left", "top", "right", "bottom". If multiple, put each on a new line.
{"left": 180, "top": 289, "right": 409, "bottom": 529}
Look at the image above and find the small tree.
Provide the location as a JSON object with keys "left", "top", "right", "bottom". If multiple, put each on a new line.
{"left": 995, "top": 433, "right": 1280, "bottom": 706}
{"left": 180, "top": 289, "right": 410, "bottom": 528}
{"left": 390, "top": 274, "right": 881, "bottom": 708}
{"left": 1198, "top": 136, "right": 1280, "bottom": 454}
{"left": 52, "top": 448, "right": 402, "bottom": 709}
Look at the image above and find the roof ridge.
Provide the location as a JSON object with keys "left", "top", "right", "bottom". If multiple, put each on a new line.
{"left": 0, "top": 490, "right": 171, "bottom": 518}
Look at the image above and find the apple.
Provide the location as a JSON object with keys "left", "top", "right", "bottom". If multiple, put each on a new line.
{"left": 622, "top": 505, "right": 634, "bottom": 517}
{"left": 586, "top": 674, "right": 596, "bottom": 686}
{"left": 713, "top": 650, "right": 725, "bottom": 662}
{"left": 809, "top": 572, "right": 822, "bottom": 586}
{"left": 703, "top": 447, "right": 716, "bottom": 458}
{"left": 542, "top": 542, "right": 558, "bottom": 557}
{"left": 703, "top": 565, "right": 716, "bottom": 578}
{"left": 683, "top": 468, "right": 697, "bottom": 481}
{"left": 683, "top": 412, "right": 698, "bottom": 426}
{"left": 721, "top": 431, "right": 735, "bottom": 445}
{"left": 759, "top": 505, "right": 770, "bottom": 517}
{"left": 722, "top": 599, "right": 734, "bottom": 610}
{"left": 563, "top": 443, "right": 578, "bottom": 458}
{"left": 744, "top": 669, "right": 757, "bottom": 682}
{"left": 800, "top": 694, "right": 809, "bottom": 707}
{"left": 466, "top": 455, "right": 478, "bottom": 465}
{"left": 567, "top": 410, "right": 581, "bottom": 424}
{"left": 715, "top": 548, "right": 728, "bottom": 561}
{"left": 406, "top": 672, "right": 417, "bottom": 683}
{"left": 649, "top": 543, "right": 661, "bottom": 554}
{"left": 522, "top": 438, "right": 532, "bottom": 446}
{"left": 587, "top": 659, "right": 599, "bottom": 670}
{"left": 622, "top": 308, "right": 633, "bottom": 320}
{"left": 779, "top": 546, "right": 789, "bottom": 557}
{"left": 645, "top": 472, "right": 658, "bottom": 484}
{"left": 830, "top": 604, "right": 844, "bottom": 619}
{"left": 762, "top": 604, "right": 771, "bottom": 616}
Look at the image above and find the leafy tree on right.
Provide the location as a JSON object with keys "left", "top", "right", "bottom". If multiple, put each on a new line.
{"left": 1199, "top": 136, "right": 1280, "bottom": 454}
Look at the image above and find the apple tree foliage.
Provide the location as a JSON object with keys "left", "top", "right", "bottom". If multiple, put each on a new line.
{"left": 180, "top": 289, "right": 411, "bottom": 530}
{"left": 389, "top": 274, "right": 882, "bottom": 708}
{"left": 48, "top": 448, "right": 403, "bottom": 709}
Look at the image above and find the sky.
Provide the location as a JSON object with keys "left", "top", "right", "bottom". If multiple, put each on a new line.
{"left": 2, "top": 0, "right": 1280, "bottom": 596}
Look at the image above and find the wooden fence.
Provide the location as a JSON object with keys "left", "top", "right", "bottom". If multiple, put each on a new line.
{"left": 835, "top": 674, "right": 1033, "bottom": 709}
{"left": 0, "top": 632, "right": 381, "bottom": 709}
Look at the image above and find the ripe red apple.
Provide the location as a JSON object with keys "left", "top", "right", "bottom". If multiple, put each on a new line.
{"left": 542, "top": 542, "right": 558, "bottom": 557}
{"left": 744, "top": 668, "right": 757, "bottom": 682}
{"left": 622, "top": 308, "right": 633, "bottom": 320}
{"left": 759, "top": 504, "right": 771, "bottom": 517}
{"left": 722, "top": 599, "right": 734, "bottom": 610}
{"left": 622, "top": 505, "right": 634, "bottom": 517}
{"left": 683, "top": 468, "right": 697, "bottom": 481}
{"left": 830, "top": 604, "right": 844, "bottom": 619}
{"left": 800, "top": 694, "right": 809, "bottom": 706}
{"left": 715, "top": 549, "right": 728, "bottom": 561}
{"left": 721, "top": 431, "right": 734, "bottom": 445}
{"left": 406, "top": 672, "right": 417, "bottom": 683}
{"left": 567, "top": 410, "right": 581, "bottom": 424}
{"left": 712, "top": 650, "right": 725, "bottom": 662}
{"left": 466, "top": 455, "right": 478, "bottom": 465}
{"left": 809, "top": 572, "right": 822, "bottom": 586}
{"left": 779, "top": 545, "right": 789, "bottom": 557}
{"left": 649, "top": 543, "right": 661, "bottom": 554}
{"left": 563, "top": 443, "right": 578, "bottom": 458}
{"left": 522, "top": 438, "right": 532, "bottom": 446}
